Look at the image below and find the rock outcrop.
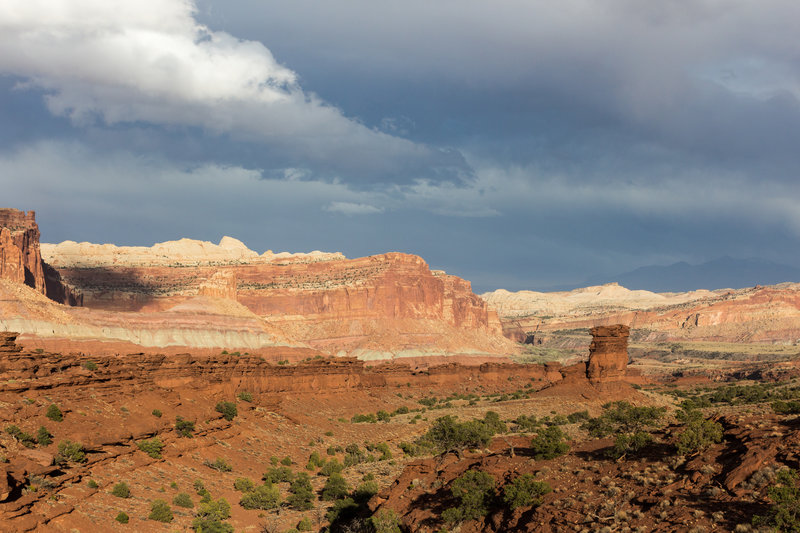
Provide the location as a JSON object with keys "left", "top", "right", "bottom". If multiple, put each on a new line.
{"left": 586, "top": 324, "right": 629, "bottom": 384}
{"left": 0, "top": 333, "right": 547, "bottom": 400}
{"left": 0, "top": 211, "right": 512, "bottom": 358}
{"left": 484, "top": 282, "right": 800, "bottom": 345}
{"left": 38, "top": 241, "right": 513, "bottom": 357}
{"left": 0, "top": 209, "right": 81, "bottom": 306}
{"left": 0, "top": 209, "right": 45, "bottom": 294}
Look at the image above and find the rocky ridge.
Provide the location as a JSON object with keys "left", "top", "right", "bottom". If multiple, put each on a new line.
{"left": 41, "top": 237, "right": 344, "bottom": 268}
{"left": 0, "top": 209, "right": 80, "bottom": 306}
{"left": 0, "top": 327, "right": 632, "bottom": 530}
{"left": 485, "top": 282, "right": 800, "bottom": 345}
{"left": 0, "top": 209, "right": 45, "bottom": 294}
{"left": 36, "top": 237, "right": 512, "bottom": 358}
{"left": 0, "top": 208, "right": 513, "bottom": 358}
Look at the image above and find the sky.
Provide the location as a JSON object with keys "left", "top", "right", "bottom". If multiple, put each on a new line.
{"left": 2, "top": 0, "right": 800, "bottom": 292}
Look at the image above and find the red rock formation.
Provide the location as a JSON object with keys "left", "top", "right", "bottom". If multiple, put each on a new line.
{"left": 44, "top": 251, "right": 513, "bottom": 356}
{"left": 586, "top": 324, "right": 629, "bottom": 384}
{"left": 0, "top": 333, "right": 544, "bottom": 398}
{"left": 199, "top": 270, "right": 237, "bottom": 299}
{"left": 0, "top": 209, "right": 45, "bottom": 293}
{"left": 0, "top": 209, "right": 80, "bottom": 306}
{"left": 487, "top": 282, "right": 800, "bottom": 346}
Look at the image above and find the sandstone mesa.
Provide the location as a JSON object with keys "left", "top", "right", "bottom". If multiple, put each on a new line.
{"left": 2, "top": 208, "right": 514, "bottom": 359}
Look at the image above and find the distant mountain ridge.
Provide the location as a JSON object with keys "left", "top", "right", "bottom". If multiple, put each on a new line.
{"left": 584, "top": 256, "right": 800, "bottom": 293}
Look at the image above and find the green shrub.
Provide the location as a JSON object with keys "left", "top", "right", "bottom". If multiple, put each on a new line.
{"left": 530, "top": 426, "right": 569, "bottom": 460}
{"left": 310, "top": 451, "right": 324, "bottom": 465}
{"left": 239, "top": 483, "right": 281, "bottom": 510}
{"left": 152, "top": 409, "right": 163, "bottom": 418}
{"left": 36, "top": 426, "right": 52, "bottom": 446}
{"left": 83, "top": 361, "right": 98, "bottom": 371}
{"left": 233, "top": 477, "right": 255, "bottom": 492}
{"left": 287, "top": 472, "right": 315, "bottom": 510}
{"left": 175, "top": 416, "right": 195, "bottom": 437}
{"left": 753, "top": 468, "right": 800, "bottom": 531}
{"left": 322, "top": 472, "right": 351, "bottom": 501}
{"left": 215, "top": 401, "right": 238, "bottom": 421}
{"left": 56, "top": 440, "right": 86, "bottom": 464}
{"left": 583, "top": 401, "right": 665, "bottom": 436}
{"left": 199, "top": 497, "right": 231, "bottom": 519}
{"left": 296, "top": 517, "right": 313, "bottom": 531}
{"left": 772, "top": 400, "right": 800, "bottom": 415}
{"left": 5, "top": 425, "right": 36, "bottom": 448}
{"left": 237, "top": 391, "right": 254, "bottom": 402}
{"left": 483, "top": 411, "right": 507, "bottom": 433}
{"left": 351, "top": 413, "right": 377, "bottom": 423}
{"left": 675, "top": 411, "right": 724, "bottom": 455}
{"left": 377, "top": 410, "right": 391, "bottom": 422}
{"left": 321, "top": 458, "right": 344, "bottom": 476}
{"left": 173, "top": 492, "right": 194, "bottom": 508}
{"left": 193, "top": 497, "right": 232, "bottom": 532}
{"left": 115, "top": 511, "right": 129, "bottom": 524}
{"left": 370, "top": 509, "right": 402, "bottom": 533}
{"left": 87, "top": 479, "right": 99, "bottom": 489}
{"left": 111, "top": 482, "right": 131, "bottom": 498}
{"left": 418, "top": 397, "right": 437, "bottom": 407}
{"left": 343, "top": 443, "right": 370, "bottom": 467}
{"left": 148, "top": 499, "right": 173, "bottom": 522}
{"left": 263, "top": 466, "right": 294, "bottom": 483}
{"left": 567, "top": 410, "right": 590, "bottom": 423}
{"left": 354, "top": 480, "right": 379, "bottom": 502}
{"left": 205, "top": 457, "right": 232, "bottom": 472}
{"left": 582, "top": 401, "right": 665, "bottom": 459}
{"left": 604, "top": 432, "right": 653, "bottom": 460}
{"left": 326, "top": 497, "right": 359, "bottom": 524}
{"left": 503, "top": 474, "right": 551, "bottom": 509}
{"left": 46, "top": 404, "right": 63, "bottom": 422}
{"left": 418, "top": 415, "right": 495, "bottom": 454}
{"left": 367, "top": 442, "right": 392, "bottom": 461}
{"left": 444, "top": 470, "right": 496, "bottom": 524}
{"left": 281, "top": 456, "right": 293, "bottom": 466}
{"left": 398, "top": 442, "right": 418, "bottom": 456}
{"left": 514, "top": 414, "right": 540, "bottom": 432}
{"left": 137, "top": 437, "right": 165, "bottom": 459}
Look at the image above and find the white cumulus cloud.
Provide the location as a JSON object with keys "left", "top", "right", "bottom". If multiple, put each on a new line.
{"left": 0, "top": 0, "right": 433, "bottom": 175}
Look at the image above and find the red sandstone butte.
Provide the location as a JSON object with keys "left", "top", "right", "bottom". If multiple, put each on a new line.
{"left": 586, "top": 324, "right": 629, "bottom": 384}
{"left": 42, "top": 248, "right": 512, "bottom": 356}
{"left": 0, "top": 209, "right": 45, "bottom": 293}
{"left": 0, "top": 209, "right": 80, "bottom": 306}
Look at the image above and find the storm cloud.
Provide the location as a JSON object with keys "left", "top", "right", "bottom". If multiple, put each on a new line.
{"left": 2, "top": 0, "right": 799, "bottom": 290}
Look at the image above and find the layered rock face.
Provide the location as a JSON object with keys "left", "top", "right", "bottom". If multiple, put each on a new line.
{"left": 484, "top": 282, "right": 800, "bottom": 345}
{"left": 586, "top": 324, "right": 629, "bottom": 384}
{"left": 38, "top": 241, "right": 511, "bottom": 357}
{"left": 0, "top": 209, "right": 81, "bottom": 306}
{"left": 0, "top": 209, "right": 45, "bottom": 293}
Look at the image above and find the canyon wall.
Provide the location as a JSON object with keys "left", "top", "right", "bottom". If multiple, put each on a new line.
{"left": 0, "top": 209, "right": 81, "bottom": 306}
{"left": 484, "top": 282, "right": 800, "bottom": 345}
{"left": 0, "top": 209, "right": 45, "bottom": 294}
{"left": 38, "top": 241, "right": 512, "bottom": 357}
{"left": 0, "top": 332, "right": 544, "bottom": 399}
{"left": 0, "top": 210, "right": 510, "bottom": 357}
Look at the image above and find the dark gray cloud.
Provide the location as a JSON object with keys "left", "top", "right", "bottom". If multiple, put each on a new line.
{"left": 2, "top": 0, "right": 800, "bottom": 292}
